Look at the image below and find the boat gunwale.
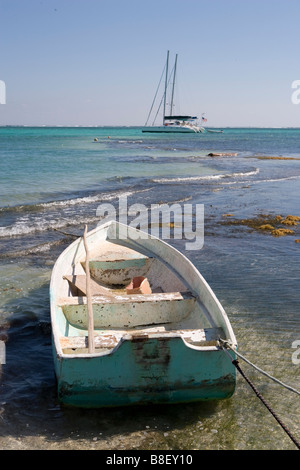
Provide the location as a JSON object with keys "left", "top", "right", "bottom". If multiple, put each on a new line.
{"left": 56, "top": 332, "right": 223, "bottom": 360}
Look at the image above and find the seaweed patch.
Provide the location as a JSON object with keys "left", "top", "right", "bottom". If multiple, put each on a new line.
{"left": 250, "top": 156, "right": 300, "bottom": 160}
{"left": 219, "top": 213, "right": 300, "bottom": 238}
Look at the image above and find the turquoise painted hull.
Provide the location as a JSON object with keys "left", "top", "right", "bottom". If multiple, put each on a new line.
{"left": 53, "top": 335, "right": 236, "bottom": 408}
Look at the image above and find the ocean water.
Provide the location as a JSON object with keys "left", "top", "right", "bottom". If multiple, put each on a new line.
{"left": 0, "top": 126, "right": 300, "bottom": 450}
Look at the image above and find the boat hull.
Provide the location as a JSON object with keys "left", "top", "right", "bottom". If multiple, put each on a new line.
{"left": 50, "top": 221, "right": 237, "bottom": 408}
{"left": 53, "top": 335, "right": 236, "bottom": 408}
{"left": 142, "top": 126, "right": 204, "bottom": 133}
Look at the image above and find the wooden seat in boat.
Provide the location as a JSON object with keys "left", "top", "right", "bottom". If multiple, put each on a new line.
{"left": 81, "top": 241, "right": 154, "bottom": 286}
{"left": 58, "top": 290, "right": 196, "bottom": 329}
{"left": 64, "top": 275, "right": 112, "bottom": 296}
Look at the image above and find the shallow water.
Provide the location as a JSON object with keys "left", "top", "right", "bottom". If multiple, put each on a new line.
{"left": 0, "top": 127, "right": 299, "bottom": 450}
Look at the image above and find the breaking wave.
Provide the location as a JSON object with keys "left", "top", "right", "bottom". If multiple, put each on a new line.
{"left": 152, "top": 168, "right": 259, "bottom": 183}
{"left": 0, "top": 188, "right": 152, "bottom": 238}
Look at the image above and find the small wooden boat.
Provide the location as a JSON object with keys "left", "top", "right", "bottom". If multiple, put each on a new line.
{"left": 50, "top": 221, "right": 237, "bottom": 408}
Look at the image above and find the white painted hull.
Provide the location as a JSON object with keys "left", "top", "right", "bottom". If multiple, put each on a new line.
{"left": 142, "top": 125, "right": 204, "bottom": 133}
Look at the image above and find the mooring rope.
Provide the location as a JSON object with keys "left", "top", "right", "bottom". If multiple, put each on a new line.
{"left": 219, "top": 339, "right": 300, "bottom": 396}
{"left": 219, "top": 339, "right": 300, "bottom": 450}
{"left": 53, "top": 228, "right": 79, "bottom": 238}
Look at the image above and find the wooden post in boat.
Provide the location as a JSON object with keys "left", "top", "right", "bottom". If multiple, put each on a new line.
{"left": 83, "top": 225, "right": 95, "bottom": 354}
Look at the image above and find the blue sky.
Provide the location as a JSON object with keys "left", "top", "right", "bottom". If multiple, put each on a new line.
{"left": 0, "top": 0, "right": 300, "bottom": 127}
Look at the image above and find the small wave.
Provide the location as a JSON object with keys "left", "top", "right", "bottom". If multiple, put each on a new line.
{"left": 0, "top": 214, "right": 101, "bottom": 238}
{"left": 0, "top": 239, "right": 67, "bottom": 259}
{"left": 222, "top": 173, "right": 300, "bottom": 186}
{"left": 44, "top": 187, "right": 153, "bottom": 208}
{"left": 39, "top": 190, "right": 135, "bottom": 209}
{"left": 0, "top": 188, "right": 154, "bottom": 238}
{"left": 117, "top": 140, "right": 143, "bottom": 144}
{"left": 0, "top": 188, "right": 151, "bottom": 214}
{"left": 152, "top": 168, "right": 259, "bottom": 183}
{"left": 254, "top": 174, "right": 300, "bottom": 184}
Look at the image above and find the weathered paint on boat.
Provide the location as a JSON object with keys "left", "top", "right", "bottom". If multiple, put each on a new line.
{"left": 54, "top": 337, "right": 235, "bottom": 407}
{"left": 50, "top": 221, "right": 237, "bottom": 408}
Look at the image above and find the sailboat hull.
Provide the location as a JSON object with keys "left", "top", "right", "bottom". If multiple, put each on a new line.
{"left": 142, "top": 126, "right": 204, "bottom": 133}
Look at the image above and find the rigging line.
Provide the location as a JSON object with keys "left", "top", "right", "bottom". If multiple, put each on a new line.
{"left": 170, "top": 53, "right": 178, "bottom": 117}
{"left": 219, "top": 338, "right": 300, "bottom": 396}
{"left": 151, "top": 64, "right": 176, "bottom": 126}
{"left": 145, "top": 64, "right": 166, "bottom": 127}
{"left": 162, "top": 50, "right": 169, "bottom": 125}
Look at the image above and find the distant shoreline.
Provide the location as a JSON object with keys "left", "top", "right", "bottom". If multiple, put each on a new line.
{"left": 1, "top": 125, "right": 300, "bottom": 130}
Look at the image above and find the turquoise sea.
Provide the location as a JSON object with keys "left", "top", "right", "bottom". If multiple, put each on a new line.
{"left": 0, "top": 126, "right": 300, "bottom": 450}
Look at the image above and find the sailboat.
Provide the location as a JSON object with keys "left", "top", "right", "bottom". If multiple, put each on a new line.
{"left": 142, "top": 51, "right": 205, "bottom": 134}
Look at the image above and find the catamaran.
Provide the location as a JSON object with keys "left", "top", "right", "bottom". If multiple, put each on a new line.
{"left": 142, "top": 51, "right": 205, "bottom": 134}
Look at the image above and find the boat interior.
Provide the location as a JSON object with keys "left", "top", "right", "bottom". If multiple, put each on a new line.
{"left": 56, "top": 239, "right": 223, "bottom": 355}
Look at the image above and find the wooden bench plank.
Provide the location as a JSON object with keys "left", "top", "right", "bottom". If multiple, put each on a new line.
{"left": 83, "top": 250, "right": 154, "bottom": 286}
{"left": 59, "top": 291, "right": 195, "bottom": 305}
{"left": 59, "top": 292, "right": 196, "bottom": 329}
{"left": 60, "top": 333, "right": 122, "bottom": 350}
{"left": 64, "top": 275, "right": 112, "bottom": 296}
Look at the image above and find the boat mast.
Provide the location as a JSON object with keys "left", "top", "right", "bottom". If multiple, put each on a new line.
{"left": 170, "top": 53, "right": 178, "bottom": 117}
{"left": 162, "top": 50, "right": 169, "bottom": 125}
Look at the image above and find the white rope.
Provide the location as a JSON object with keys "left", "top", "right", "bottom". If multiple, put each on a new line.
{"left": 219, "top": 338, "right": 300, "bottom": 397}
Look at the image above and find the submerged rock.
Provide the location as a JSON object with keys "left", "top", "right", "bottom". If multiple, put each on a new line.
{"left": 207, "top": 152, "right": 238, "bottom": 157}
